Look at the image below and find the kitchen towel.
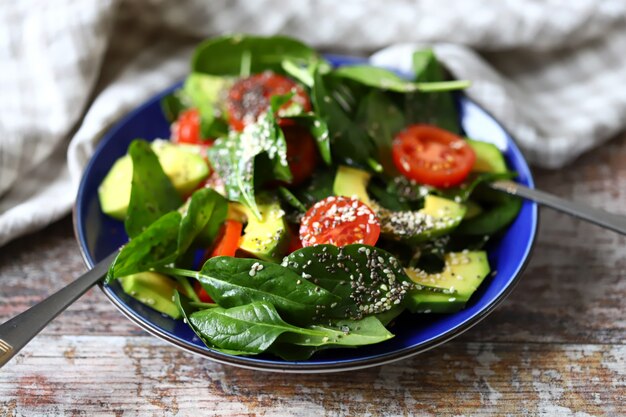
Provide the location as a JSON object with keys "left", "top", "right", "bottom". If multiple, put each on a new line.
{"left": 1, "top": 0, "right": 626, "bottom": 247}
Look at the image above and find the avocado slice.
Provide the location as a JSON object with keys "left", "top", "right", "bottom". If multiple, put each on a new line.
{"left": 405, "top": 250, "right": 490, "bottom": 302}
{"left": 378, "top": 195, "right": 466, "bottom": 244}
{"left": 98, "top": 140, "right": 210, "bottom": 220}
{"left": 403, "top": 289, "right": 467, "bottom": 313}
{"left": 120, "top": 272, "right": 185, "bottom": 319}
{"left": 333, "top": 165, "right": 372, "bottom": 206}
{"left": 238, "top": 195, "right": 289, "bottom": 262}
{"left": 467, "top": 139, "right": 507, "bottom": 174}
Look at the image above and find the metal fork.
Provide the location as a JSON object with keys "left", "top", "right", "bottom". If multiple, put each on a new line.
{"left": 490, "top": 180, "right": 626, "bottom": 235}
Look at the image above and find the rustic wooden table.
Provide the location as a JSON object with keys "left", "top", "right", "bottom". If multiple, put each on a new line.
{"left": 1, "top": 134, "right": 625, "bottom": 417}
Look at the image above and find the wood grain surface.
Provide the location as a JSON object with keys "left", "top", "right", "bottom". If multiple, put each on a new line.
{"left": 1, "top": 134, "right": 625, "bottom": 416}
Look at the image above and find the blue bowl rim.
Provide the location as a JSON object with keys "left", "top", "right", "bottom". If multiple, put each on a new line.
{"left": 73, "top": 55, "right": 538, "bottom": 373}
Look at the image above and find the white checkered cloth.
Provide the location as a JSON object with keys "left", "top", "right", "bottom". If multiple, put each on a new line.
{"left": 2, "top": 0, "right": 626, "bottom": 247}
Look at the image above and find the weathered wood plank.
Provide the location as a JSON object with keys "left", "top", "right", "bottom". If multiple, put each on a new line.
{"left": 0, "top": 336, "right": 623, "bottom": 416}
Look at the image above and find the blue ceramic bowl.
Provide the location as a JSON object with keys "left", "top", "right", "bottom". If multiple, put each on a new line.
{"left": 74, "top": 56, "right": 538, "bottom": 372}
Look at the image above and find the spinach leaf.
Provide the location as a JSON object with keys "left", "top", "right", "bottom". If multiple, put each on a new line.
{"left": 355, "top": 91, "right": 405, "bottom": 174}
{"left": 189, "top": 301, "right": 304, "bottom": 355}
{"left": 404, "top": 49, "right": 461, "bottom": 133}
{"left": 207, "top": 111, "right": 290, "bottom": 219}
{"left": 173, "top": 291, "right": 251, "bottom": 355}
{"left": 334, "top": 65, "right": 469, "bottom": 93}
{"left": 277, "top": 186, "right": 306, "bottom": 213}
{"left": 192, "top": 34, "right": 324, "bottom": 76}
{"left": 278, "top": 315, "right": 393, "bottom": 347}
{"left": 284, "top": 244, "right": 413, "bottom": 319}
{"left": 312, "top": 69, "right": 375, "bottom": 168}
{"left": 125, "top": 140, "right": 182, "bottom": 238}
{"left": 107, "top": 211, "right": 181, "bottom": 282}
{"left": 192, "top": 257, "right": 341, "bottom": 325}
{"left": 271, "top": 314, "right": 397, "bottom": 360}
{"left": 186, "top": 300, "right": 393, "bottom": 357}
{"left": 178, "top": 188, "right": 228, "bottom": 251}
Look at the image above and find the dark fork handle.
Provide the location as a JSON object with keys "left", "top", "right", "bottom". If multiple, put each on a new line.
{"left": 490, "top": 180, "right": 626, "bottom": 235}
{"left": 0, "top": 251, "right": 117, "bottom": 368}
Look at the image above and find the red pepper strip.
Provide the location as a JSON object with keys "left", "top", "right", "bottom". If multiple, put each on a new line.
{"left": 210, "top": 220, "right": 243, "bottom": 258}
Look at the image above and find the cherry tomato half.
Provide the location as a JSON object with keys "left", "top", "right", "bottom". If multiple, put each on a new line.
{"left": 226, "top": 72, "right": 311, "bottom": 132}
{"left": 299, "top": 196, "right": 380, "bottom": 247}
{"left": 392, "top": 124, "right": 475, "bottom": 188}
{"left": 283, "top": 125, "right": 319, "bottom": 186}
{"left": 172, "top": 109, "right": 214, "bottom": 146}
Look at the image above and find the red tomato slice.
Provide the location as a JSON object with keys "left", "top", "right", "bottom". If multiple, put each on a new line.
{"left": 226, "top": 72, "right": 311, "bottom": 131}
{"left": 392, "top": 124, "right": 475, "bottom": 188}
{"left": 210, "top": 220, "right": 243, "bottom": 258}
{"left": 283, "top": 125, "right": 319, "bottom": 186}
{"left": 299, "top": 196, "right": 380, "bottom": 247}
{"left": 173, "top": 109, "right": 213, "bottom": 146}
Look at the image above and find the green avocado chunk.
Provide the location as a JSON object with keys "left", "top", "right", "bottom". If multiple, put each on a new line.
{"left": 404, "top": 251, "right": 491, "bottom": 313}
{"left": 467, "top": 139, "right": 508, "bottom": 174}
{"left": 98, "top": 140, "right": 209, "bottom": 220}
{"left": 403, "top": 290, "right": 467, "bottom": 313}
{"left": 378, "top": 195, "right": 466, "bottom": 244}
{"left": 238, "top": 195, "right": 289, "bottom": 262}
{"left": 120, "top": 272, "right": 185, "bottom": 319}
{"left": 333, "top": 165, "right": 373, "bottom": 206}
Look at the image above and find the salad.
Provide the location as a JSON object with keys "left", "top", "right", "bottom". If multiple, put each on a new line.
{"left": 98, "top": 34, "right": 521, "bottom": 360}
